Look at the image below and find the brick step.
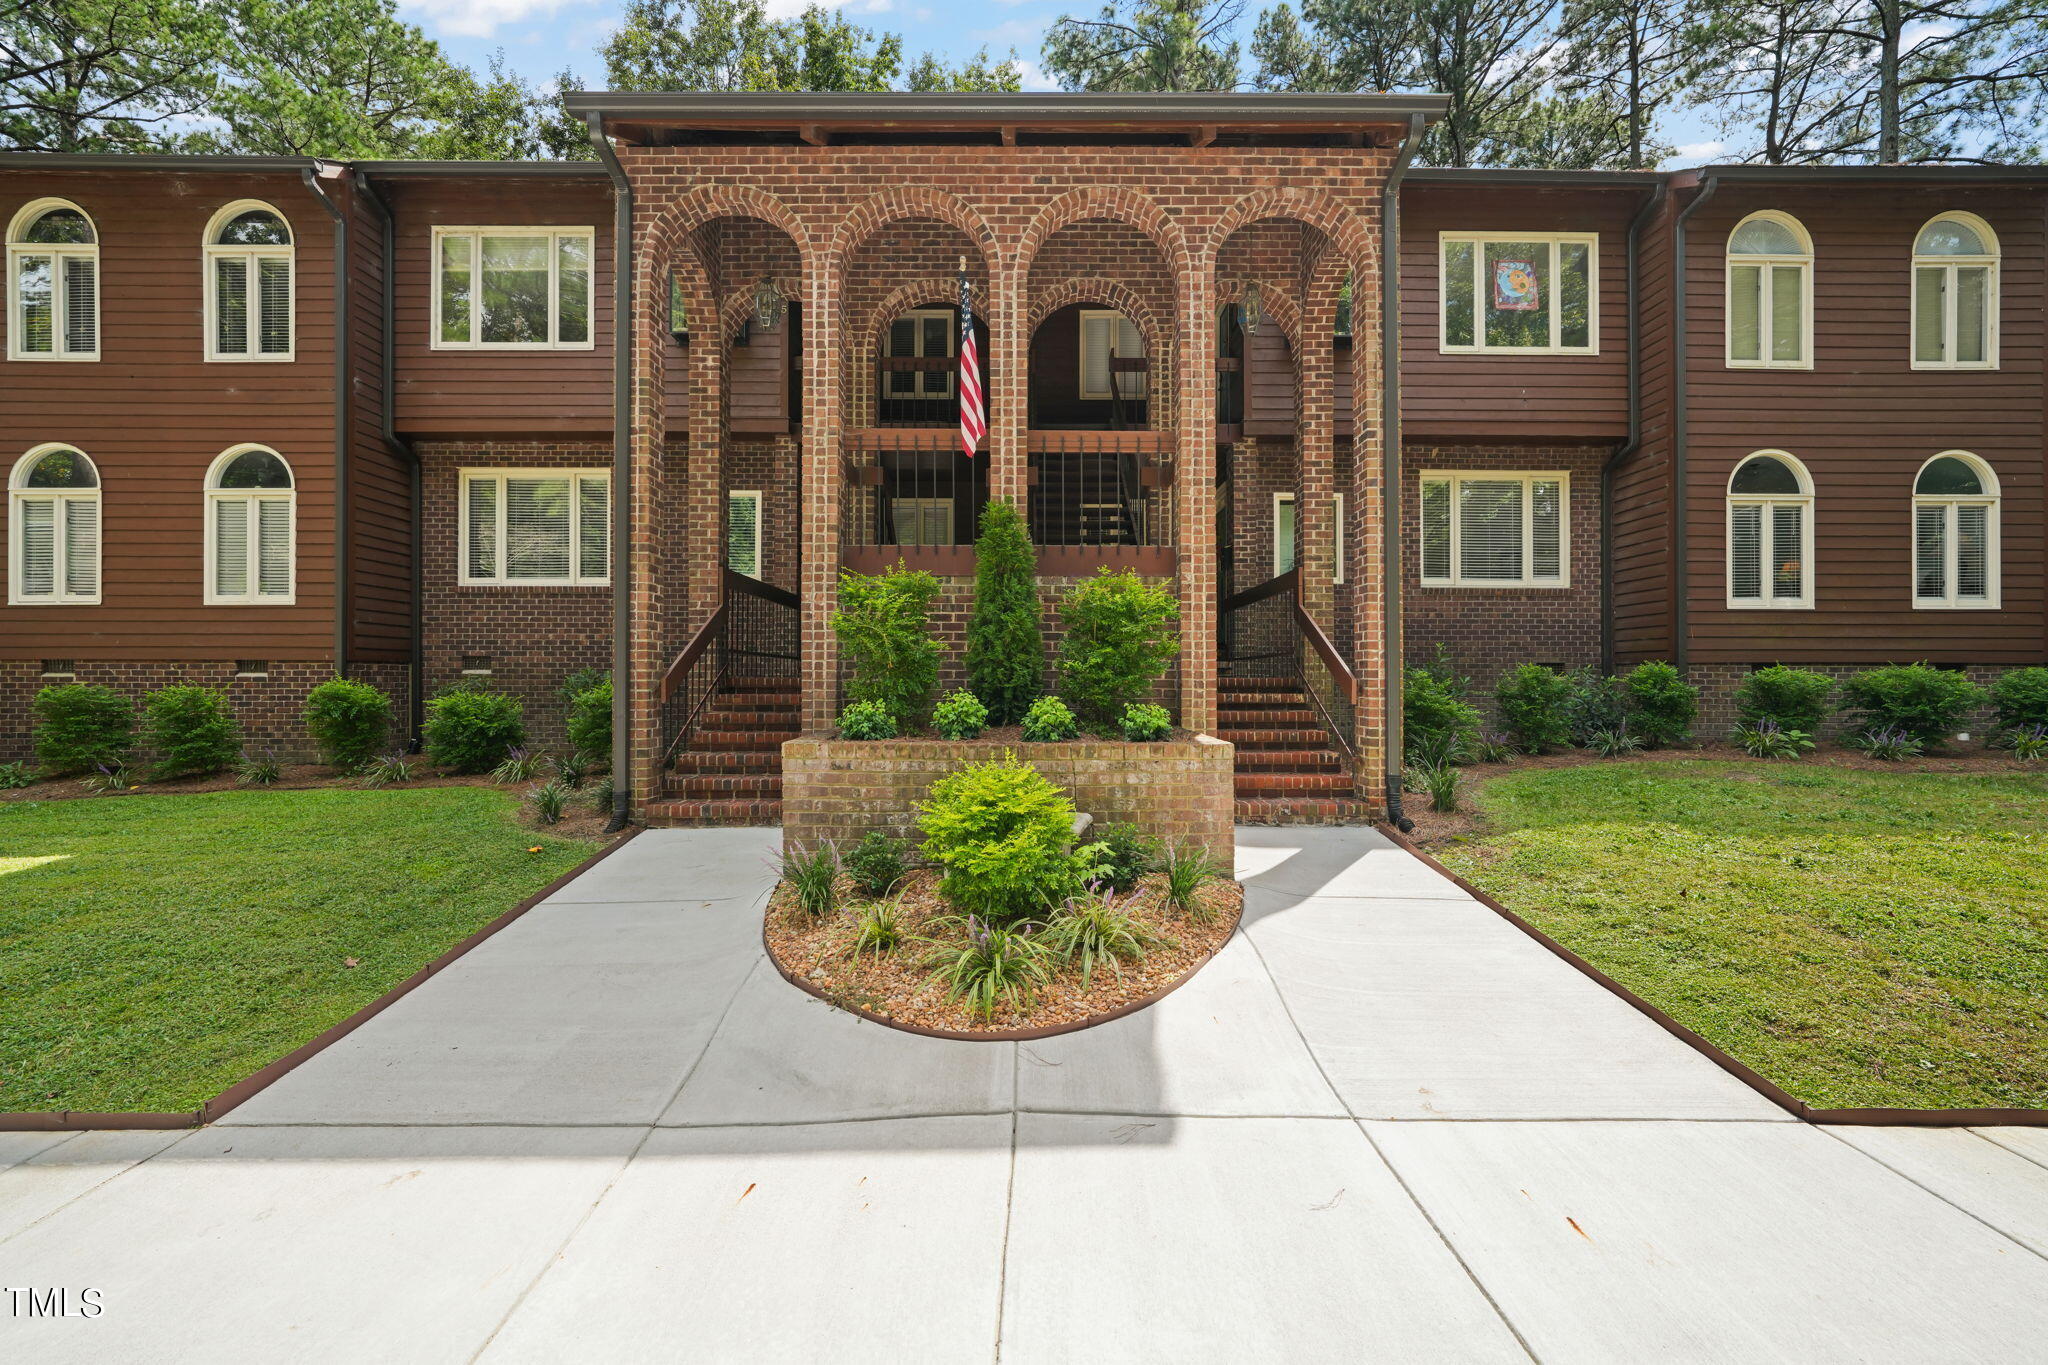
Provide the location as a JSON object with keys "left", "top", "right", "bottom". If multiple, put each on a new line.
{"left": 706, "top": 698, "right": 799, "bottom": 714}
{"left": 1235, "top": 771, "right": 1354, "bottom": 796}
{"left": 1220, "top": 692, "right": 1310, "bottom": 707}
{"left": 1234, "top": 796, "right": 1373, "bottom": 826}
{"left": 641, "top": 798, "right": 782, "bottom": 827}
{"left": 696, "top": 708, "right": 803, "bottom": 729}
{"left": 1218, "top": 708, "right": 1322, "bottom": 727}
{"left": 666, "top": 773, "right": 783, "bottom": 799}
{"left": 1219, "top": 677, "right": 1297, "bottom": 691}
{"left": 669, "top": 749, "right": 781, "bottom": 773}
{"left": 1218, "top": 728, "right": 1331, "bottom": 748}
{"left": 689, "top": 730, "right": 791, "bottom": 751}
{"left": 726, "top": 677, "right": 798, "bottom": 690}
{"left": 1232, "top": 749, "right": 1345, "bottom": 771}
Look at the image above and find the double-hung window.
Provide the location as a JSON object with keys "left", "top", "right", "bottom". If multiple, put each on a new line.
{"left": 1912, "top": 214, "right": 1998, "bottom": 369}
{"left": 8, "top": 200, "right": 98, "bottom": 361}
{"left": 1912, "top": 453, "right": 1998, "bottom": 609}
{"left": 884, "top": 308, "right": 954, "bottom": 399}
{"left": 1726, "top": 451, "right": 1813, "bottom": 609}
{"left": 1726, "top": 212, "right": 1813, "bottom": 369}
{"left": 1079, "top": 309, "right": 1145, "bottom": 400}
{"left": 460, "top": 469, "right": 610, "bottom": 586}
{"left": 205, "top": 202, "right": 294, "bottom": 360}
{"left": 8, "top": 445, "right": 100, "bottom": 604}
{"left": 727, "top": 489, "right": 762, "bottom": 577}
{"left": 205, "top": 446, "right": 295, "bottom": 604}
{"left": 434, "top": 228, "right": 594, "bottom": 349}
{"left": 1419, "top": 472, "right": 1568, "bottom": 588}
{"left": 1438, "top": 233, "right": 1596, "bottom": 354}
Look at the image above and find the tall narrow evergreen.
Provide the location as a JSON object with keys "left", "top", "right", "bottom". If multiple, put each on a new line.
{"left": 965, "top": 499, "right": 1044, "bottom": 725}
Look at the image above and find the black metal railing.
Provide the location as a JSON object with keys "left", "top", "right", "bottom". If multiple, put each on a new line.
{"left": 659, "top": 568, "right": 799, "bottom": 762}
{"left": 846, "top": 445, "right": 989, "bottom": 549}
{"left": 876, "top": 355, "right": 959, "bottom": 428}
{"left": 1029, "top": 445, "right": 1155, "bottom": 547}
{"left": 1219, "top": 567, "right": 1357, "bottom": 758}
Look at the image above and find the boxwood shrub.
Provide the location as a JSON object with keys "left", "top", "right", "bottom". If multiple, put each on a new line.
{"left": 1840, "top": 663, "right": 1984, "bottom": 744}
{"left": 917, "top": 753, "right": 1084, "bottom": 919}
{"left": 302, "top": 677, "right": 393, "bottom": 773}
{"left": 567, "top": 678, "right": 612, "bottom": 761}
{"left": 1734, "top": 665, "right": 1834, "bottom": 733}
{"left": 1494, "top": 664, "right": 1574, "bottom": 753}
{"left": 1055, "top": 569, "right": 1179, "bottom": 724}
{"left": 1990, "top": 667, "right": 2048, "bottom": 734}
{"left": 423, "top": 688, "right": 526, "bottom": 773}
{"left": 143, "top": 685, "right": 241, "bottom": 780}
{"left": 1624, "top": 661, "right": 1698, "bottom": 748}
{"left": 31, "top": 682, "right": 134, "bottom": 776}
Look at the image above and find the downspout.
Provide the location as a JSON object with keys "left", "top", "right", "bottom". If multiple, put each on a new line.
{"left": 352, "top": 171, "right": 425, "bottom": 748}
{"left": 588, "top": 113, "right": 634, "bottom": 831}
{"left": 302, "top": 166, "right": 350, "bottom": 682}
{"left": 1380, "top": 113, "right": 1424, "bottom": 832}
{"left": 1670, "top": 173, "right": 1720, "bottom": 673}
{"left": 1600, "top": 177, "right": 1668, "bottom": 674}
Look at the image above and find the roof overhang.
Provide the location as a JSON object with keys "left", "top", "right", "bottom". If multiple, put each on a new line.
{"left": 1404, "top": 168, "right": 1665, "bottom": 188}
{"left": 1686, "top": 163, "right": 2048, "bottom": 185}
{"left": 0, "top": 152, "right": 326, "bottom": 172}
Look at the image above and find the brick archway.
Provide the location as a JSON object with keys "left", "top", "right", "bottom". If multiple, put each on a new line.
{"left": 1215, "top": 277, "right": 1302, "bottom": 348}
{"left": 1027, "top": 276, "right": 1173, "bottom": 420}
{"left": 829, "top": 187, "right": 1001, "bottom": 269}
{"left": 1206, "top": 187, "right": 1374, "bottom": 279}
{"left": 645, "top": 183, "right": 816, "bottom": 267}
{"left": 1016, "top": 185, "right": 1191, "bottom": 281}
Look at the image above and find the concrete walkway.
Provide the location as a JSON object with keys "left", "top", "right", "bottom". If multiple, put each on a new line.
{"left": 4, "top": 826, "right": 2047, "bottom": 1361}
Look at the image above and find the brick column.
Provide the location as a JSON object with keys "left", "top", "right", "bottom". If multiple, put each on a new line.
{"left": 988, "top": 259, "right": 1028, "bottom": 509}
{"left": 1347, "top": 242, "right": 1387, "bottom": 805}
{"left": 799, "top": 248, "right": 844, "bottom": 732}
{"left": 1176, "top": 255, "right": 1219, "bottom": 734}
{"left": 627, "top": 235, "right": 673, "bottom": 818}
{"left": 1297, "top": 255, "right": 1344, "bottom": 626}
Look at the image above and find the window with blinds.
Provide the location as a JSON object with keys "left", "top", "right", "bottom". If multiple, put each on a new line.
{"left": 205, "top": 204, "right": 294, "bottom": 360}
{"left": 1725, "top": 212, "right": 1812, "bottom": 369}
{"left": 206, "top": 446, "right": 295, "bottom": 604}
{"left": 9, "top": 445, "right": 101, "bottom": 605}
{"left": 434, "top": 228, "right": 595, "bottom": 349}
{"left": 460, "top": 470, "right": 610, "bottom": 586}
{"left": 1725, "top": 451, "right": 1813, "bottom": 608}
{"left": 727, "top": 490, "right": 762, "bottom": 577}
{"left": 1079, "top": 310, "right": 1145, "bottom": 400}
{"left": 8, "top": 201, "right": 99, "bottom": 361}
{"left": 1273, "top": 492, "right": 1297, "bottom": 575}
{"left": 1912, "top": 453, "right": 1999, "bottom": 608}
{"left": 1418, "top": 472, "right": 1568, "bottom": 588}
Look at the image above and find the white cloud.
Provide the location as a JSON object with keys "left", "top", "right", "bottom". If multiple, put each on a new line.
{"left": 400, "top": 0, "right": 594, "bottom": 40}
{"left": 1670, "top": 139, "right": 1726, "bottom": 165}
{"left": 1013, "top": 58, "right": 1059, "bottom": 92}
{"left": 971, "top": 17, "right": 1049, "bottom": 45}
{"left": 1902, "top": 19, "right": 1958, "bottom": 52}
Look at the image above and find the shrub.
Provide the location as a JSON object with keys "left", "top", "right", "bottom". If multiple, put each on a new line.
{"left": 848, "top": 895, "right": 907, "bottom": 961}
{"left": 837, "top": 699, "right": 897, "bottom": 741}
{"left": 301, "top": 678, "right": 392, "bottom": 774}
{"left": 1734, "top": 719, "right": 1814, "bottom": 760}
{"left": 1091, "top": 821, "right": 1158, "bottom": 893}
{"left": 31, "top": 683, "right": 134, "bottom": 776}
{"left": 566, "top": 678, "right": 612, "bottom": 762}
{"left": 2007, "top": 724, "right": 2048, "bottom": 761}
{"left": 1055, "top": 569, "right": 1179, "bottom": 724}
{"left": 1119, "top": 702, "right": 1172, "bottom": 742}
{"left": 359, "top": 753, "right": 415, "bottom": 786}
{"left": 932, "top": 689, "right": 989, "bottom": 741}
{"left": 964, "top": 499, "right": 1045, "bottom": 725}
{"left": 237, "top": 750, "right": 283, "bottom": 786}
{"left": 845, "top": 830, "right": 906, "bottom": 897}
{"left": 1989, "top": 667, "right": 2048, "bottom": 733}
{"left": 781, "top": 841, "right": 840, "bottom": 917}
{"left": 1043, "top": 887, "right": 1170, "bottom": 988}
{"left": 1564, "top": 669, "right": 1631, "bottom": 746}
{"left": 529, "top": 779, "right": 570, "bottom": 824}
{"left": 1417, "top": 761, "right": 1461, "bottom": 812}
{"left": 1624, "top": 661, "right": 1698, "bottom": 748}
{"left": 1840, "top": 663, "right": 1985, "bottom": 744}
{"left": 558, "top": 666, "right": 609, "bottom": 705}
{"left": 918, "top": 753, "right": 1083, "bottom": 920}
{"left": 423, "top": 689, "right": 525, "bottom": 773}
{"left": 1850, "top": 724, "right": 1924, "bottom": 761}
{"left": 1020, "top": 695, "right": 1078, "bottom": 742}
{"left": 833, "top": 563, "right": 939, "bottom": 729}
{"left": 0, "top": 760, "right": 33, "bottom": 789}
{"left": 1404, "top": 667, "right": 1480, "bottom": 764}
{"left": 1159, "top": 840, "right": 1225, "bottom": 921}
{"left": 142, "top": 686, "right": 240, "bottom": 780}
{"left": 1735, "top": 665, "right": 1835, "bottom": 733}
{"left": 493, "top": 747, "right": 546, "bottom": 783}
{"left": 1494, "top": 664, "right": 1575, "bottom": 753}
{"left": 924, "top": 915, "right": 1051, "bottom": 1019}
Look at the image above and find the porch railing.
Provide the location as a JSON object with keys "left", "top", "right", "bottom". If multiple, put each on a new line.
{"left": 1218, "top": 567, "right": 1357, "bottom": 759}
{"left": 1027, "top": 432, "right": 1166, "bottom": 548}
{"left": 658, "top": 568, "right": 799, "bottom": 763}
{"left": 845, "top": 438, "right": 989, "bottom": 551}
{"left": 876, "top": 355, "right": 958, "bottom": 428}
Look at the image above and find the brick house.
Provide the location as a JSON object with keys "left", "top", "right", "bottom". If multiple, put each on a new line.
{"left": 2, "top": 96, "right": 2043, "bottom": 825}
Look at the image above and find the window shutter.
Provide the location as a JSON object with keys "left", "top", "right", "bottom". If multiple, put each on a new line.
{"left": 1913, "top": 267, "right": 1946, "bottom": 364}
{"left": 258, "top": 257, "right": 292, "bottom": 355}
{"left": 1421, "top": 480, "right": 1452, "bottom": 581}
{"left": 1914, "top": 504, "right": 1947, "bottom": 600}
{"left": 1728, "top": 264, "right": 1762, "bottom": 362}
{"left": 19, "top": 498, "right": 55, "bottom": 596}
{"left": 1730, "top": 504, "right": 1764, "bottom": 600}
{"left": 1954, "top": 266, "right": 1988, "bottom": 364}
{"left": 466, "top": 476, "right": 498, "bottom": 579}
{"left": 577, "top": 476, "right": 609, "bottom": 580}
{"left": 215, "top": 498, "right": 250, "bottom": 597}
{"left": 504, "top": 476, "right": 571, "bottom": 578}
{"left": 16, "top": 254, "right": 54, "bottom": 352}
{"left": 215, "top": 256, "right": 250, "bottom": 354}
{"left": 1769, "top": 265, "right": 1803, "bottom": 362}
{"left": 63, "top": 255, "right": 96, "bottom": 353}
{"left": 1955, "top": 504, "right": 1989, "bottom": 599}
{"left": 1531, "top": 479, "right": 1562, "bottom": 580}
{"left": 1769, "top": 503, "right": 1804, "bottom": 599}
{"left": 257, "top": 498, "right": 291, "bottom": 596}
{"left": 727, "top": 491, "right": 761, "bottom": 577}
{"left": 1458, "top": 480, "right": 1524, "bottom": 580}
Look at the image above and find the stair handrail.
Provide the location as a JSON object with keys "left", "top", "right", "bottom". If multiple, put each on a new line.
{"left": 1292, "top": 600, "right": 1357, "bottom": 704}
{"left": 1218, "top": 566, "right": 1357, "bottom": 760}
{"left": 660, "top": 602, "right": 728, "bottom": 702}
{"left": 725, "top": 567, "right": 797, "bottom": 609}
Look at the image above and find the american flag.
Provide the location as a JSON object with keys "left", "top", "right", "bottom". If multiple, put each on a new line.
{"left": 958, "top": 262, "right": 985, "bottom": 458}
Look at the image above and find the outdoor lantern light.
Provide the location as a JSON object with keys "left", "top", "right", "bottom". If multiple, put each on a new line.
{"left": 753, "top": 276, "right": 786, "bottom": 332}
{"left": 1241, "top": 281, "right": 1263, "bottom": 336}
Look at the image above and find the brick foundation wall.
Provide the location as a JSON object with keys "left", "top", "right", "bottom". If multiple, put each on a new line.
{"left": 1690, "top": 663, "right": 2009, "bottom": 739}
{"left": 781, "top": 735, "right": 1235, "bottom": 860}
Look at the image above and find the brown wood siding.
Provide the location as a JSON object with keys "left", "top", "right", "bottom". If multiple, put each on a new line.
{"left": 1399, "top": 184, "right": 1644, "bottom": 442}
{"left": 384, "top": 177, "right": 614, "bottom": 437}
{"left": 1242, "top": 325, "right": 1296, "bottom": 436}
{"left": 1611, "top": 191, "right": 1679, "bottom": 664}
{"left": 345, "top": 179, "right": 414, "bottom": 664}
{"left": 1682, "top": 184, "right": 2046, "bottom": 666}
{"left": 727, "top": 311, "right": 790, "bottom": 433}
{"left": 0, "top": 169, "right": 337, "bottom": 661}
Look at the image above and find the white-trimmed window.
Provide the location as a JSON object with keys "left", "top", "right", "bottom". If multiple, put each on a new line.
{"left": 890, "top": 497, "right": 954, "bottom": 547}
{"left": 727, "top": 489, "right": 762, "bottom": 577}
{"left": 1726, "top": 451, "right": 1813, "bottom": 609}
{"left": 1913, "top": 452, "right": 1998, "bottom": 609}
{"left": 1438, "top": 232, "right": 1597, "bottom": 354}
{"left": 7, "top": 199, "right": 98, "bottom": 361}
{"left": 1274, "top": 491, "right": 1297, "bottom": 575}
{"left": 1726, "top": 212, "right": 1813, "bottom": 369}
{"left": 1333, "top": 491, "right": 1346, "bottom": 584}
{"left": 8, "top": 444, "right": 100, "bottom": 604}
{"left": 460, "top": 469, "right": 609, "bottom": 586}
{"left": 205, "top": 445, "right": 295, "bottom": 604}
{"left": 884, "top": 308, "right": 954, "bottom": 399}
{"left": 1419, "top": 472, "right": 1568, "bottom": 588}
{"left": 1079, "top": 309, "right": 1145, "bottom": 400}
{"left": 433, "top": 228, "right": 594, "bottom": 349}
{"left": 1912, "top": 214, "right": 1998, "bottom": 369}
{"left": 205, "top": 202, "right": 294, "bottom": 361}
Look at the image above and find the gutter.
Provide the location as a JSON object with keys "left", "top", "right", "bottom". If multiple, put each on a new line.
{"left": 1600, "top": 177, "right": 1669, "bottom": 674}
{"left": 300, "top": 166, "right": 350, "bottom": 682}
{"left": 586, "top": 114, "right": 634, "bottom": 831}
{"left": 1670, "top": 173, "right": 1721, "bottom": 672}
{"left": 563, "top": 90, "right": 1450, "bottom": 124}
{"left": 352, "top": 171, "right": 426, "bottom": 747}
{"left": 1380, "top": 113, "right": 1424, "bottom": 832}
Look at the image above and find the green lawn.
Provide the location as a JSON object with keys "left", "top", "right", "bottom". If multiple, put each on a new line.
{"left": 1436, "top": 760, "right": 2048, "bottom": 1111}
{"left": 0, "top": 787, "right": 601, "bottom": 1113}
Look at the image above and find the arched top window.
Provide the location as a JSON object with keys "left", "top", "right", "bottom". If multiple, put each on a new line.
{"left": 8, "top": 444, "right": 101, "bottom": 604}
{"left": 1726, "top": 450, "right": 1813, "bottom": 609}
{"left": 1913, "top": 451, "right": 1998, "bottom": 608}
{"left": 1726, "top": 212, "right": 1812, "bottom": 370}
{"left": 205, "top": 200, "right": 294, "bottom": 361}
{"left": 205, "top": 445, "right": 295, "bottom": 604}
{"left": 7, "top": 198, "right": 99, "bottom": 360}
{"left": 1912, "top": 212, "right": 1997, "bottom": 370}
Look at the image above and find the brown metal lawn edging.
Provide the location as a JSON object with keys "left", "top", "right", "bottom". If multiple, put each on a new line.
{"left": 0, "top": 827, "right": 646, "bottom": 1134}
{"left": 1382, "top": 827, "right": 2048, "bottom": 1129}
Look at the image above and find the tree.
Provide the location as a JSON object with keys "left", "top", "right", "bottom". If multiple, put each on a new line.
{"left": 1, "top": 0, "right": 222, "bottom": 151}
{"left": 965, "top": 500, "right": 1046, "bottom": 725}
{"left": 1555, "top": 0, "right": 1713, "bottom": 167}
{"left": 1043, "top": 0, "right": 1245, "bottom": 91}
{"left": 906, "top": 48, "right": 1025, "bottom": 92}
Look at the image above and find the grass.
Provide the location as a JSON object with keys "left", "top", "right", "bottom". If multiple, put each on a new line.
{"left": 1436, "top": 759, "right": 2048, "bottom": 1110}
{"left": 0, "top": 786, "right": 602, "bottom": 1114}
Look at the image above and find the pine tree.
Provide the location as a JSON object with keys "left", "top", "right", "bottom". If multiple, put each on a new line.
{"left": 965, "top": 499, "right": 1045, "bottom": 726}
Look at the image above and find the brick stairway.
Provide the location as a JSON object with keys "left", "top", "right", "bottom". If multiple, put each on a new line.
{"left": 1219, "top": 676, "right": 1370, "bottom": 824}
{"left": 643, "top": 677, "right": 799, "bottom": 826}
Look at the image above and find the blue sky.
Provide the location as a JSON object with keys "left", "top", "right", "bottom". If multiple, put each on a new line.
{"left": 398, "top": 0, "right": 1732, "bottom": 165}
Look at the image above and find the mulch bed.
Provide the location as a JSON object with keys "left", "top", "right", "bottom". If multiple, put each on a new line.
{"left": 764, "top": 868, "right": 1244, "bottom": 1036}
